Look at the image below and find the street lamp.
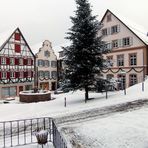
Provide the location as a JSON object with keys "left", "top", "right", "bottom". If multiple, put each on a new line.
{"left": 119, "top": 70, "right": 126, "bottom": 95}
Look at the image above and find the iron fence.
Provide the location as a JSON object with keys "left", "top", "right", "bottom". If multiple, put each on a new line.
{"left": 0, "top": 117, "right": 53, "bottom": 148}
{"left": 53, "top": 121, "right": 67, "bottom": 148}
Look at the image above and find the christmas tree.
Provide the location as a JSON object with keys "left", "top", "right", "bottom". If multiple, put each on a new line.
{"left": 63, "top": 0, "right": 108, "bottom": 102}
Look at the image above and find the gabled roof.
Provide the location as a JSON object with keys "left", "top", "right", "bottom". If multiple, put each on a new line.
{"left": 101, "top": 9, "right": 148, "bottom": 45}
{"left": 0, "top": 27, "right": 35, "bottom": 57}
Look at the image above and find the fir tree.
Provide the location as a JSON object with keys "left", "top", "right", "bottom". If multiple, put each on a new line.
{"left": 63, "top": 0, "right": 108, "bottom": 102}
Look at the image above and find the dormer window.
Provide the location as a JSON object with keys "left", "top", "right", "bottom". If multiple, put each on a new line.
{"left": 107, "top": 14, "right": 112, "bottom": 22}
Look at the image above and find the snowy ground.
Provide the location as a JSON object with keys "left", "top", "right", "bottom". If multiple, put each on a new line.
{"left": 61, "top": 107, "right": 148, "bottom": 148}
{"left": 0, "top": 80, "right": 148, "bottom": 122}
{"left": 0, "top": 80, "right": 148, "bottom": 147}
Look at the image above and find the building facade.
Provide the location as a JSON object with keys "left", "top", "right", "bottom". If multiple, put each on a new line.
{"left": 0, "top": 28, "right": 35, "bottom": 99}
{"left": 34, "top": 40, "right": 57, "bottom": 91}
{"left": 100, "top": 10, "right": 148, "bottom": 89}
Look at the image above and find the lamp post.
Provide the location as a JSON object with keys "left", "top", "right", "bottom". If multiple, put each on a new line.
{"left": 119, "top": 70, "right": 126, "bottom": 95}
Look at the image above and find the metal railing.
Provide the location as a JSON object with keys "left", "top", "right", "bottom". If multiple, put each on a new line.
{"left": 0, "top": 117, "right": 53, "bottom": 148}
{"left": 53, "top": 121, "right": 67, "bottom": 148}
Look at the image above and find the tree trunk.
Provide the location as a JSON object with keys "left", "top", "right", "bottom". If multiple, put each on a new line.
{"left": 85, "top": 86, "right": 89, "bottom": 103}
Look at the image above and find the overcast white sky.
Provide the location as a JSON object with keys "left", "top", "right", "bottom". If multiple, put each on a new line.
{"left": 0, "top": 0, "right": 148, "bottom": 47}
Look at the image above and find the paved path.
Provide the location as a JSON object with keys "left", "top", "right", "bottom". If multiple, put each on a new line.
{"left": 55, "top": 98, "right": 148, "bottom": 126}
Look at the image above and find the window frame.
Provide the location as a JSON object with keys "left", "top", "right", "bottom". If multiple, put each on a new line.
{"left": 117, "top": 54, "right": 124, "bottom": 66}
{"left": 112, "top": 40, "right": 118, "bottom": 48}
{"left": 111, "top": 25, "right": 118, "bottom": 34}
{"left": 129, "top": 53, "right": 137, "bottom": 66}
{"left": 129, "top": 74, "right": 137, "bottom": 86}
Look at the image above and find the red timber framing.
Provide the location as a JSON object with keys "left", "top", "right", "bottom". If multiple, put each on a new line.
{"left": 0, "top": 27, "right": 35, "bottom": 86}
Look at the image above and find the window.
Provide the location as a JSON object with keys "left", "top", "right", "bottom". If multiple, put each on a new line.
{"left": 28, "top": 59, "right": 31, "bottom": 65}
{"left": 117, "top": 54, "right": 124, "bottom": 66}
{"left": 10, "top": 58, "right": 15, "bottom": 65}
{"left": 10, "top": 72, "right": 15, "bottom": 78}
{"left": 45, "top": 60, "right": 49, "bottom": 67}
{"left": 122, "top": 37, "right": 130, "bottom": 46}
{"left": 129, "top": 53, "right": 137, "bottom": 66}
{"left": 45, "top": 71, "right": 50, "bottom": 78}
{"left": 107, "top": 56, "right": 113, "bottom": 67}
{"left": 38, "top": 60, "right": 44, "bottom": 67}
{"left": 112, "top": 40, "right": 118, "bottom": 48}
{"left": 2, "top": 72, "right": 7, "bottom": 79}
{"left": 44, "top": 50, "right": 50, "bottom": 57}
{"left": 51, "top": 61, "right": 57, "bottom": 68}
{"left": 1, "top": 57, "right": 6, "bottom": 65}
{"left": 102, "top": 28, "right": 108, "bottom": 36}
{"left": 39, "top": 71, "right": 44, "bottom": 77}
{"left": 118, "top": 74, "right": 126, "bottom": 90}
{"left": 19, "top": 59, "right": 23, "bottom": 65}
{"left": 129, "top": 74, "right": 137, "bottom": 86}
{"left": 51, "top": 71, "right": 57, "bottom": 79}
{"left": 107, "top": 14, "right": 111, "bottom": 22}
{"left": 104, "top": 43, "right": 112, "bottom": 50}
{"left": 111, "top": 25, "right": 118, "bottom": 34}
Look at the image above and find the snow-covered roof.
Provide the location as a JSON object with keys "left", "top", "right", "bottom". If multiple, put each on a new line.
{"left": 0, "top": 27, "right": 17, "bottom": 48}
{"left": 102, "top": 10, "right": 148, "bottom": 45}
{"left": 116, "top": 12, "right": 148, "bottom": 45}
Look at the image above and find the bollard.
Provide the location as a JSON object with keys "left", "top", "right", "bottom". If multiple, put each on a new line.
{"left": 64, "top": 97, "right": 66, "bottom": 107}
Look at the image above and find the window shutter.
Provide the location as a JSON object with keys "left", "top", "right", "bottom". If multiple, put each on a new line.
{"left": 15, "top": 72, "right": 19, "bottom": 78}
{"left": 38, "top": 60, "right": 40, "bottom": 66}
{"left": 15, "top": 44, "right": 21, "bottom": 53}
{"left": 31, "top": 59, "right": 33, "bottom": 65}
{"left": 118, "top": 39, "right": 122, "bottom": 47}
{"left": 15, "top": 58, "right": 19, "bottom": 65}
{"left": 107, "top": 28, "right": 111, "bottom": 35}
{"left": 7, "top": 72, "right": 10, "bottom": 79}
{"left": 108, "top": 43, "right": 112, "bottom": 50}
{"left": 31, "top": 71, "right": 33, "bottom": 77}
{"left": 130, "top": 37, "right": 133, "bottom": 46}
{"left": 6, "top": 58, "right": 10, "bottom": 65}
{"left": 42, "top": 60, "right": 45, "bottom": 67}
{"left": 23, "top": 59, "right": 27, "bottom": 65}
{"left": 117, "top": 25, "right": 120, "bottom": 32}
{"left": 15, "top": 33, "right": 21, "bottom": 41}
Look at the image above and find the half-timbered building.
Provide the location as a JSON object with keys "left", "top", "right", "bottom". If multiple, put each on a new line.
{"left": 0, "top": 27, "right": 35, "bottom": 99}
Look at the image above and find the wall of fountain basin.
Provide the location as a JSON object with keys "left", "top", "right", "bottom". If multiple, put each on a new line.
{"left": 19, "top": 90, "right": 51, "bottom": 103}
